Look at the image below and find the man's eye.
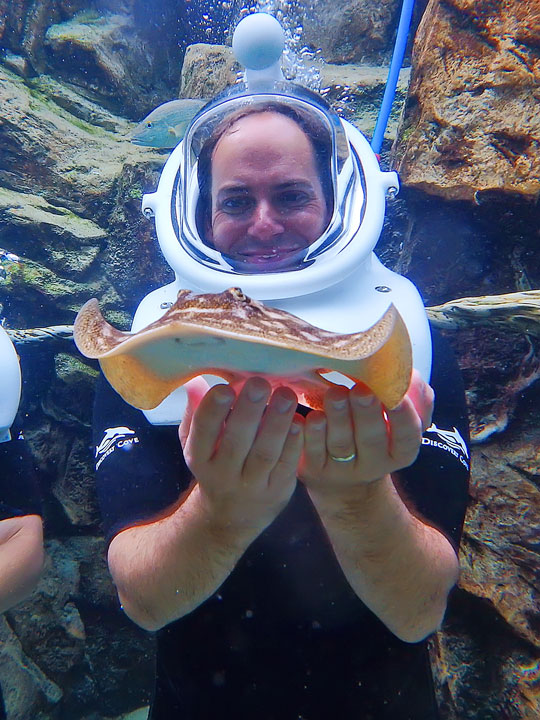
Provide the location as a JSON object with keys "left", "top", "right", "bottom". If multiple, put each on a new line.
{"left": 278, "top": 191, "right": 310, "bottom": 207}
{"left": 221, "top": 197, "right": 253, "bottom": 213}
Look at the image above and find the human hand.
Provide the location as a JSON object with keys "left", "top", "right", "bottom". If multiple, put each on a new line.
{"left": 179, "top": 377, "right": 303, "bottom": 536}
{"left": 298, "top": 370, "right": 434, "bottom": 498}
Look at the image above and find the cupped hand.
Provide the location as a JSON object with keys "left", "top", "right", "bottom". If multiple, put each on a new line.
{"left": 298, "top": 370, "right": 434, "bottom": 497}
{"left": 179, "top": 377, "right": 303, "bottom": 535}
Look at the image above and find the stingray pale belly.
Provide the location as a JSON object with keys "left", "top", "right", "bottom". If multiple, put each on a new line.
{"left": 74, "top": 288, "right": 412, "bottom": 410}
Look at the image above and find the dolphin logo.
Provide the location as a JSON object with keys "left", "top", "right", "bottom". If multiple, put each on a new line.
{"left": 96, "top": 427, "right": 136, "bottom": 457}
{"left": 425, "top": 423, "right": 469, "bottom": 459}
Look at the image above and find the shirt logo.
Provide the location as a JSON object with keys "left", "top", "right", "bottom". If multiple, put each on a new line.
{"left": 422, "top": 423, "right": 470, "bottom": 470}
{"left": 95, "top": 426, "right": 140, "bottom": 470}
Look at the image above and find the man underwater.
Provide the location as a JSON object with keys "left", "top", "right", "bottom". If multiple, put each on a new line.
{"left": 92, "top": 14, "right": 470, "bottom": 720}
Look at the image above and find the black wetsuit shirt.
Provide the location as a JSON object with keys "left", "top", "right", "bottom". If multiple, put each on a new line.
{"left": 93, "top": 329, "right": 470, "bottom": 720}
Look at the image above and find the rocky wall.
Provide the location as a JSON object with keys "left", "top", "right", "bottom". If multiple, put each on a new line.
{"left": 388, "top": 1, "right": 540, "bottom": 716}
{"left": 393, "top": 0, "right": 540, "bottom": 203}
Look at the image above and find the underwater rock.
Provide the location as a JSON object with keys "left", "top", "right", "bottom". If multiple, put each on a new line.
{"left": 0, "top": 64, "right": 155, "bottom": 215}
{"left": 54, "top": 351, "right": 98, "bottom": 386}
{"left": 1, "top": 1, "right": 185, "bottom": 118}
{"left": 103, "top": 158, "right": 174, "bottom": 306}
{"left": 7, "top": 540, "right": 86, "bottom": 677}
{"left": 394, "top": 0, "right": 540, "bottom": 202}
{"left": 429, "top": 424, "right": 540, "bottom": 719}
{"left": 285, "top": 0, "right": 401, "bottom": 64}
{"left": 43, "top": 10, "right": 169, "bottom": 117}
{"left": 319, "top": 63, "right": 410, "bottom": 141}
{"left": 0, "top": 64, "right": 170, "bottom": 311}
{"left": 52, "top": 434, "right": 100, "bottom": 527}
{"left": 0, "top": 615, "right": 62, "bottom": 720}
{"left": 4, "top": 536, "right": 154, "bottom": 717}
{"left": 1, "top": 50, "right": 34, "bottom": 78}
{"left": 0, "top": 187, "right": 105, "bottom": 241}
{"left": 180, "top": 43, "right": 240, "bottom": 99}
{"left": 449, "top": 325, "right": 540, "bottom": 444}
{"left": 0, "top": 248, "right": 121, "bottom": 323}
{"left": 28, "top": 73, "right": 133, "bottom": 133}
{"left": 462, "top": 433, "right": 540, "bottom": 649}
{"left": 430, "top": 590, "right": 540, "bottom": 720}
{"left": 0, "top": 186, "right": 106, "bottom": 276}
{"left": 0, "top": 0, "right": 61, "bottom": 71}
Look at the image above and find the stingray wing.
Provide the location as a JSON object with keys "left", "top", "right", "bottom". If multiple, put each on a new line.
{"left": 74, "top": 294, "right": 412, "bottom": 411}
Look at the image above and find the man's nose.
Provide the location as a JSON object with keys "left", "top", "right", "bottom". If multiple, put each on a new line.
{"left": 247, "top": 200, "right": 284, "bottom": 241}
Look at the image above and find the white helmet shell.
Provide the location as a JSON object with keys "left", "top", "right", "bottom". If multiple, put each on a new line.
{"left": 0, "top": 325, "right": 22, "bottom": 442}
{"left": 134, "top": 12, "right": 432, "bottom": 425}
{"left": 141, "top": 96, "right": 399, "bottom": 302}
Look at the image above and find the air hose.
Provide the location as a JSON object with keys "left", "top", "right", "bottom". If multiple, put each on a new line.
{"left": 370, "top": 0, "right": 416, "bottom": 154}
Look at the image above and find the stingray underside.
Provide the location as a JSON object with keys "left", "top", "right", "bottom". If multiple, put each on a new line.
{"left": 74, "top": 295, "right": 412, "bottom": 411}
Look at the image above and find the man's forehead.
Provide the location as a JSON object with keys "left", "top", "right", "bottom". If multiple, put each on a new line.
{"left": 212, "top": 116, "right": 315, "bottom": 173}
{"left": 216, "top": 178, "right": 318, "bottom": 195}
{"left": 216, "top": 111, "right": 311, "bottom": 151}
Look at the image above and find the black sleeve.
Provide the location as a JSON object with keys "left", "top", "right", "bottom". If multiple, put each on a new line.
{"left": 395, "top": 327, "right": 471, "bottom": 551}
{"left": 0, "top": 432, "right": 42, "bottom": 521}
{"left": 93, "top": 374, "right": 192, "bottom": 546}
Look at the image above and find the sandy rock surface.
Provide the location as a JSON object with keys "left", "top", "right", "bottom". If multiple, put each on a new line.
{"left": 394, "top": 0, "right": 540, "bottom": 202}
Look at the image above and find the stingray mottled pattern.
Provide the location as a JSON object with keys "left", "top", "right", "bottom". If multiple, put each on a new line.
{"left": 74, "top": 288, "right": 412, "bottom": 411}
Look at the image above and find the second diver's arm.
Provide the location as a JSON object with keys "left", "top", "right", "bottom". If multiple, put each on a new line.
{"left": 0, "top": 514, "right": 44, "bottom": 613}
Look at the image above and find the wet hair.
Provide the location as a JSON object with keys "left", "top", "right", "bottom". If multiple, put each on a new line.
{"left": 196, "top": 101, "right": 334, "bottom": 239}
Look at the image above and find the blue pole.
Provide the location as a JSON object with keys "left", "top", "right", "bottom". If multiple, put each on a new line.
{"left": 371, "top": 0, "right": 416, "bottom": 154}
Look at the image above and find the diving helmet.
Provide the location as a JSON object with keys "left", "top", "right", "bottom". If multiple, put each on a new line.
{"left": 0, "top": 325, "right": 22, "bottom": 442}
{"left": 135, "top": 12, "right": 431, "bottom": 425}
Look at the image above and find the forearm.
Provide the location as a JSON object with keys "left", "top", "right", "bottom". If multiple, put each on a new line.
{"left": 0, "top": 515, "right": 44, "bottom": 613}
{"left": 108, "top": 483, "right": 261, "bottom": 631}
{"left": 308, "top": 475, "right": 459, "bottom": 643}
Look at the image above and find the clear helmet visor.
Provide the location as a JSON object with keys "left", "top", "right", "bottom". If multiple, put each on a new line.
{"left": 172, "top": 82, "right": 365, "bottom": 276}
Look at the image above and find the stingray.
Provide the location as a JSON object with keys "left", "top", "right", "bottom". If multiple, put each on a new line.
{"left": 74, "top": 288, "right": 412, "bottom": 411}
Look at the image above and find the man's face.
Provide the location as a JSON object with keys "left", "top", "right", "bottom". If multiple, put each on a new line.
{"left": 206, "top": 111, "right": 330, "bottom": 272}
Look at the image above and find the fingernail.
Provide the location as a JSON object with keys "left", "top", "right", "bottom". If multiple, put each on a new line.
{"left": 274, "top": 393, "right": 294, "bottom": 413}
{"left": 214, "top": 386, "right": 234, "bottom": 404}
{"left": 353, "top": 393, "right": 374, "bottom": 407}
{"left": 247, "top": 379, "right": 268, "bottom": 402}
{"left": 289, "top": 422, "right": 301, "bottom": 435}
{"left": 331, "top": 397, "right": 347, "bottom": 410}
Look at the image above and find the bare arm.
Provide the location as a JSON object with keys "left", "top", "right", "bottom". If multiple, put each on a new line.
{"left": 308, "top": 476, "right": 458, "bottom": 643}
{"left": 0, "top": 514, "right": 44, "bottom": 613}
{"left": 299, "top": 371, "right": 459, "bottom": 643}
{"left": 109, "top": 482, "right": 265, "bottom": 630}
{"left": 108, "top": 379, "right": 303, "bottom": 632}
